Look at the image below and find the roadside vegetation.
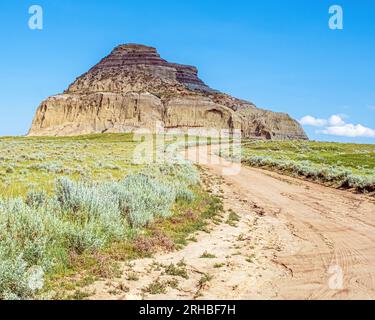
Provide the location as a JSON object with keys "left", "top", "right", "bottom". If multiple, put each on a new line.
{"left": 237, "top": 140, "right": 375, "bottom": 193}
{"left": 0, "top": 134, "right": 221, "bottom": 299}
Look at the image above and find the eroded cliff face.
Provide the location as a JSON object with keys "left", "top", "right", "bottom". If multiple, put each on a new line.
{"left": 28, "top": 44, "right": 308, "bottom": 140}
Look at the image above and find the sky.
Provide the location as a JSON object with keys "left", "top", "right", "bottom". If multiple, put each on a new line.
{"left": 0, "top": 0, "right": 374, "bottom": 143}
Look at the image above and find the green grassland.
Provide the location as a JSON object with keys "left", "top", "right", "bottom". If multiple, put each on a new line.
{"left": 239, "top": 140, "right": 375, "bottom": 192}
{"left": 0, "top": 134, "right": 142, "bottom": 198}
{"left": 2, "top": 134, "right": 374, "bottom": 300}
{"left": 0, "top": 134, "right": 221, "bottom": 300}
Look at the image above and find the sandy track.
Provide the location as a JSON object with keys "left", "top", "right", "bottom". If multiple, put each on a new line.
{"left": 88, "top": 145, "right": 375, "bottom": 300}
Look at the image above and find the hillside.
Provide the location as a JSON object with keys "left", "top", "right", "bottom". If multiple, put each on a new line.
{"left": 28, "top": 44, "right": 307, "bottom": 140}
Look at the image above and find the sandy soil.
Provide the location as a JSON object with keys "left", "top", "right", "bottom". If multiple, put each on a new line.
{"left": 87, "top": 145, "right": 375, "bottom": 300}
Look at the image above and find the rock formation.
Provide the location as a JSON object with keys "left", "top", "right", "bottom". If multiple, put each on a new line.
{"left": 28, "top": 44, "right": 308, "bottom": 140}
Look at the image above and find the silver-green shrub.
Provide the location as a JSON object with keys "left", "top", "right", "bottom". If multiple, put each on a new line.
{"left": 0, "top": 161, "right": 200, "bottom": 299}
{"left": 0, "top": 253, "right": 43, "bottom": 300}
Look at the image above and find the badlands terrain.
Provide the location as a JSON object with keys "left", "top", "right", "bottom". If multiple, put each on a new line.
{"left": 1, "top": 44, "right": 374, "bottom": 300}
{"left": 0, "top": 135, "right": 374, "bottom": 300}
{"left": 28, "top": 44, "right": 307, "bottom": 140}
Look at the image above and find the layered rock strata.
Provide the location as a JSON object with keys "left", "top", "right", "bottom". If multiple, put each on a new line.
{"left": 29, "top": 44, "right": 308, "bottom": 140}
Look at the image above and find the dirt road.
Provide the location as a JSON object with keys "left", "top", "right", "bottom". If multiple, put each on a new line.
{"left": 89, "top": 145, "right": 375, "bottom": 300}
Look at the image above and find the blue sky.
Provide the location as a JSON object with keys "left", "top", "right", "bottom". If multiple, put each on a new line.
{"left": 1, "top": 0, "right": 374, "bottom": 143}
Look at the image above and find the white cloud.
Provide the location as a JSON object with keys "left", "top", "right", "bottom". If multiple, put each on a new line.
{"left": 300, "top": 114, "right": 375, "bottom": 139}
{"left": 328, "top": 114, "right": 345, "bottom": 126}
{"left": 299, "top": 115, "right": 327, "bottom": 127}
{"left": 319, "top": 124, "right": 375, "bottom": 138}
{"left": 368, "top": 105, "right": 375, "bottom": 110}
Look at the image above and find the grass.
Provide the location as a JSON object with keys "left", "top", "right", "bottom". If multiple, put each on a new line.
{"left": 164, "top": 260, "right": 189, "bottom": 279}
{"left": 0, "top": 134, "right": 140, "bottom": 198}
{"left": 227, "top": 140, "right": 375, "bottom": 193}
{"left": 246, "top": 254, "right": 256, "bottom": 263}
{"left": 200, "top": 251, "right": 217, "bottom": 259}
{"left": 0, "top": 133, "right": 221, "bottom": 300}
{"left": 50, "top": 184, "right": 220, "bottom": 299}
{"left": 194, "top": 272, "right": 213, "bottom": 298}
{"left": 68, "top": 290, "right": 92, "bottom": 300}
{"left": 241, "top": 140, "right": 375, "bottom": 169}
{"left": 213, "top": 263, "right": 225, "bottom": 269}
{"left": 142, "top": 277, "right": 180, "bottom": 295}
{"left": 199, "top": 273, "right": 213, "bottom": 285}
{"left": 194, "top": 272, "right": 213, "bottom": 299}
{"left": 226, "top": 209, "right": 241, "bottom": 227}
{"left": 126, "top": 273, "right": 139, "bottom": 281}
{"left": 142, "top": 278, "right": 167, "bottom": 295}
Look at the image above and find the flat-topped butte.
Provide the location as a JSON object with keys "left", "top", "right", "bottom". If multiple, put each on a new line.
{"left": 29, "top": 44, "right": 308, "bottom": 140}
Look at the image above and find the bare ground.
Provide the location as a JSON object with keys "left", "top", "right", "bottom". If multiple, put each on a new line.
{"left": 86, "top": 145, "right": 375, "bottom": 300}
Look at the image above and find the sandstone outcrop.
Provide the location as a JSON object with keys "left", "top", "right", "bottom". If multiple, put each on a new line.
{"left": 29, "top": 44, "right": 308, "bottom": 140}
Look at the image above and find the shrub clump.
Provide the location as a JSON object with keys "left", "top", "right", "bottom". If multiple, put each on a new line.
{"left": 0, "top": 162, "right": 200, "bottom": 299}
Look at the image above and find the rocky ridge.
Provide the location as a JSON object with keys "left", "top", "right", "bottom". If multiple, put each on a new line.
{"left": 29, "top": 44, "right": 308, "bottom": 140}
